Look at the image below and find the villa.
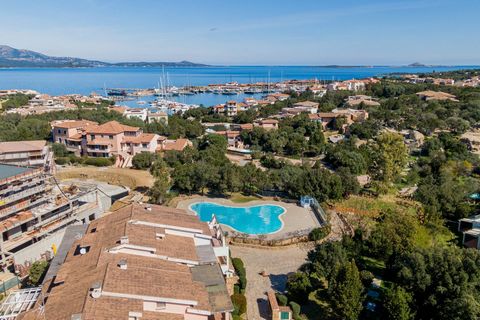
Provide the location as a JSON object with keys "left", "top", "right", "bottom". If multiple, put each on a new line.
{"left": 254, "top": 119, "right": 279, "bottom": 130}
{"left": 416, "top": 90, "right": 459, "bottom": 102}
{"left": 52, "top": 120, "right": 191, "bottom": 166}
{"left": 345, "top": 95, "right": 381, "bottom": 107}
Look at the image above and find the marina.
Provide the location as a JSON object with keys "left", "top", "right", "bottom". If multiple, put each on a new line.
{"left": 1, "top": 65, "right": 476, "bottom": 98}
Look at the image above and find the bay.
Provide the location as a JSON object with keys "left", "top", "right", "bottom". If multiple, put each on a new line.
{"left": 0, "top": 65, "right": 476, "bottom": 107}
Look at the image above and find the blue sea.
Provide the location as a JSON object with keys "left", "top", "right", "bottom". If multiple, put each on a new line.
{"left": 0, "top": 65, "right": 476, "bottom": 107}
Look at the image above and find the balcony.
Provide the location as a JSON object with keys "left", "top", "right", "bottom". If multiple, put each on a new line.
{"left": 86, "top": 146, "right": 111, "bottom": 153}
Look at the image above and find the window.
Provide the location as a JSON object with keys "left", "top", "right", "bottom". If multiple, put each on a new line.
{"left": 109, "top": 135, "right": 113, "bottom": 139}
{"left": 280, "top": 312, "right": 290, "bottom": 320}
{"left": 90, "top": 134, "right": 95, "bottom": 140}
{"left": 142, "top": 143, "right": 148, "bottom": 148}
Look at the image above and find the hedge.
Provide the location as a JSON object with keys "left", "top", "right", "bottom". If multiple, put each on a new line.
{"left": 276, "top": 293, "right": 288, "bottom": 306}
{"left": 55, "top": 156, "right": 114, "bottom": 167}
{"left": 232, "top": 257, "right": 247, "bottom": 292}
{"left": 83, "top": 157, "right": 113, "bottom": 167}
{"left": 289, "top": 301, "right": 302, "bottom": 320}
{"left": 231, "top": 293, "right": 247, "bottom": 316}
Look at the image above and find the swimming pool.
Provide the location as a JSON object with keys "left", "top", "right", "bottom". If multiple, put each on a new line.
{"left": 190, "top": 202, "right": 285, "bottom": 235}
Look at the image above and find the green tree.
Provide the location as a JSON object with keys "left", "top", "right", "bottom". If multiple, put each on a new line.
{"left": 382, "top": 286, "right": 414, "bottom": 320}
{"left": 368, "top": 210, "right": 417, "bottom": 261}
{"left": 286, "top": 272, "right": 312, "bottom": 303}
{"left": 391, "top": 246, "right": 480, "bottom": 320}
{"left": 372, "top": 132, "right": 408, "bottom": 184}
{"left": 148, "top": 175, "right": 171, "bottom": 204}
{"left": 328, "top": 260, "right": 364, "bottom": 320}
{"left": 51, "top": 143, "right": 68, "bottom": 157}
{"left": 132, "top": 152, "right": 156, "bottom": 169}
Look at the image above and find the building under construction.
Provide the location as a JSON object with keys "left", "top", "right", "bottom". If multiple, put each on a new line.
{"left": 0, "top": 163, "right": 127, "bottom": 275}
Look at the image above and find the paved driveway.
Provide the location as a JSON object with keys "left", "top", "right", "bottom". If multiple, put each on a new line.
{"left": 231, "top": 243, "right": 314, "bottom": 320}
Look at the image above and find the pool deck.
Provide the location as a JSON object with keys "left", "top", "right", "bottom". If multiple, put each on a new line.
{"left": 176, "top": 197, "right": 321, "bottom": 239}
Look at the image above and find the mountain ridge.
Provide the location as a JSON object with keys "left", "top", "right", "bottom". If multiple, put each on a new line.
{"left": 0, "top": 45, "right": 207, "bottom": 68}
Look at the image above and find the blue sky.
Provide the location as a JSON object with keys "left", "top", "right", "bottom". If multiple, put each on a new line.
{"left": 1, "top": 0, "right": 478, "bottom": 65}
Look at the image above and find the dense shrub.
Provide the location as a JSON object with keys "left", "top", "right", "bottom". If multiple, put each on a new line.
{"left": 55, "top": 157, "right": 69, "bottom": 165}
{"left": 289, "top": 301, "right": 302, "bottom": 320}
{"left": 308, "top": 225, "right": 331, "bottom": 241}
{"left": 276, "top": 293, "right": 288, "bottom": 306}
{"left": 231, "top": 293, "right": 247, "bottom": 316}
{"left": 233, "top": 284, "right": 240, "bottom": 294}
{"left": 28, "top": 260, "right": 49, "bottom": 286}
{"left": 232, "top": 257, "right": 247, "bottom": 292}
{"left": 83, "top": 157, "right": 113, "bottom": 167}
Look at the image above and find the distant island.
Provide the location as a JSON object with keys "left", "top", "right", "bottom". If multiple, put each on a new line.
{"left": 0, "top": 45, "right": 208, "bottom": 68}
{"left": 408, "top": 62, "right": 427, "bottom": 67}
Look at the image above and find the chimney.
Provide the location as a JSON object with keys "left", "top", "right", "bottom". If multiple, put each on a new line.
{"left": 120, "top": 236, "right": 129, "bottom": 244}
{"left": 118, "top": 259, "right": 127, "bottom": 270}
{"left": 145, "top": 205, "right": 152, "bottom": 212}
{"left": 90, "top": 282, "right": 102, "bottom": 299}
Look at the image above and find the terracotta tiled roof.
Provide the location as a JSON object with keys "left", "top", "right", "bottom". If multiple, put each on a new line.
{"left": 158, "top": 139, "right": 192, "bottom": 152}
{"left": 51, "top": 120, "right": 98, "bottom": 129}
{"left": 86, "top": 121, "right": 140, "bottom": 134}
{"left": 122, "top": 133, "right": 158, "bottom": 144}
{"left": 18, "top": 204, "right": 230, "bottom": 320}
{"left": 259, "top": 119, "right": 278, "bottom": 124}
{"left": 293, "top": 101, "right": 319, "bottom": 108}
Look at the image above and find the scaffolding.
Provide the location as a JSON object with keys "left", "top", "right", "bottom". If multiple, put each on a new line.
{"left": 0, "top": 287, "right": 41, "bottom": 319}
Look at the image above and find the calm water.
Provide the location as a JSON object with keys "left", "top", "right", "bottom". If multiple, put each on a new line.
{"left": 0, "top": 65, "right": 476, "bottom": 107}
{"left": 190, "top": 202, "right": 285, "bottom": 234}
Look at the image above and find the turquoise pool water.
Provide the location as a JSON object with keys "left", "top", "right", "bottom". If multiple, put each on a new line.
{"left": 190, "top": 202, "right": 285, "bottom": 234}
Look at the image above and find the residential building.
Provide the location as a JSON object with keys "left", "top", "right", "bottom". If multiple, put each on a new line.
{"left": 308, "top": 108, "right": 368, "bottom": 130}
{"left": 309, "top": 112, "right": 348, "bottom": 130}
{"left": 266, "top": 93, "right": 290, "bottom": 102}
{"left": 147, "top": 111, "right": 168, "bottom": 124}
{"left": 254, "top": 119, "right": 279, "bottom": 130}
{"left": 52, "top": 120, "right": 191, "bottom": 166}
{"left": 0, "top": 141, "right": 52, "bottom": 169}
{"left": 459, "top": 215, "right": 480, "bottom": 249}
{"left": 416, "top": 90, "right": 459, "bottom": 102}
{"left": 17, "top": 203, "right": 234, "bottom": 320}
{"left": 124, "top": 108, "right": 148, "bottom": 122}
{"left": 213, "top": 101, "right": 250, "bottom": 117}
{"left": 157, "top": 138, "right": 193, "bottom": 152}
{"left": 291, "top": 101, "right": 319, "bottom": 113}
{"left": 214, "top": 131, "right": 243, "bottom": 148}
{"left": 461, "top": 130, "right": 480, "bottom": 154}
{"left": 345, "top": 95, "right": 380, "bottom": 107}
{"left": 51, "top": 120, "right": 98, "bottom": 156}
{"left": 0, "top": 164, "right": 126, "bottom": 272}
{"left": 84, "top": 121, "right": 142, "bottom": 158}
{"left": 331, "top": 108, "right": 369, "bottom": 122}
